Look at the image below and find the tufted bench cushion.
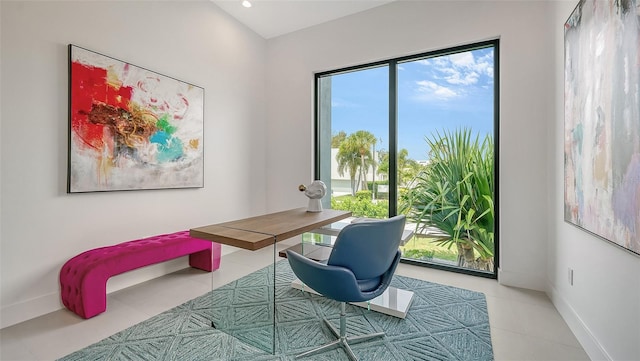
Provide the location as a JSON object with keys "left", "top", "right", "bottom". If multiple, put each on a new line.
{"left": 59, "top": 231, "right": 221, "bottom": 319}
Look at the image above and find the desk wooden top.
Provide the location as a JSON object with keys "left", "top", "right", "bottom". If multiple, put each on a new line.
{"left": 190, "top": 207, "right": 351, "bottom": 251}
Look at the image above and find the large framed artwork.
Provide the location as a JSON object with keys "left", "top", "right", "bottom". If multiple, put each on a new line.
{"left": 564, "top": 0, "right": 640, "bottom": 256}
{"left": 68, "top": 45, "right": 204, "bottom": 193}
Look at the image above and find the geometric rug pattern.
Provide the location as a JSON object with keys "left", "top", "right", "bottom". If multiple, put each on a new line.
{"left": 58, "top": 260, "right": 493, "bottom": 360}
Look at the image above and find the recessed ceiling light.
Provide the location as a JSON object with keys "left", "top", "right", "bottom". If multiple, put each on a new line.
{"left": 242, "top": 0, "right": 252, "bottom": 8}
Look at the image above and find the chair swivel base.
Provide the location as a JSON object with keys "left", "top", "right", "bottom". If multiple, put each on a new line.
{"left": 295, "top": 304, "right": 385, "bottom": 361}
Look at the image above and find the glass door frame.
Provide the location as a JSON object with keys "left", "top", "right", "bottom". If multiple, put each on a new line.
{"left": 313, "top": 39, "right": 500, "bottom": 279}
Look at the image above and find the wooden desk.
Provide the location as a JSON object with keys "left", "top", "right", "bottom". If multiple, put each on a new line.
{"left": 190, "top": 207, "right": 351, "bottom": 250}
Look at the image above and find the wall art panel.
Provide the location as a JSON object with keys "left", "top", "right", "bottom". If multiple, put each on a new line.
{"left": 68, "top": 45, "right": 204, "bottom": 193}
{"left": 564, "top": 0, "right": 640, "bottom": 255}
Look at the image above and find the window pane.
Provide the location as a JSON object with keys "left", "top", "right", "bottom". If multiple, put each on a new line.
{"left": 397, "top": 47, "right": 495, "bottom": 273}
{"left": 318, "top": 66, "right": 389, "bottom": 218}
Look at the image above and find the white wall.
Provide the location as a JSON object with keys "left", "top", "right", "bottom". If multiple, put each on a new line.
{"left": 547, "top": 2, "right": 640, "bottom": 361}
{"left": 265, "top": 0, "right": 553, "bottom": 289}
{"left": 0, "top": 0, "right": 268, "bottom": 328}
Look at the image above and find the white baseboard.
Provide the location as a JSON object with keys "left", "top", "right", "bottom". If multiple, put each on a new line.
{"left": 548, "top": 283, "right": 611, "bottom": 361}
{"left": 1, "top": 292, "right": 61, "bottom": 329}
{"left": 1, "top": 257, "right": 190, "bottom": 329}
{"left": 1, "top": 248, "right": 239, "bottom": 330}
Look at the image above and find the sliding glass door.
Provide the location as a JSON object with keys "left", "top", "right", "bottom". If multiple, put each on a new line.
{"left": 316, "top": 40, "right": 499, "bottom": 278}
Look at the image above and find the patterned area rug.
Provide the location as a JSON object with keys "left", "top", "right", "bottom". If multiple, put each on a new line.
{"left": 59, "top": 261, "right": 493, "bottom": 360}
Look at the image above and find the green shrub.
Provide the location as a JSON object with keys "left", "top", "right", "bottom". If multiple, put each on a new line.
{"left": 402, "top": 249, "right": 435, "bottom": 260}
{"left": 331, "top": 196, "right": 388, "bottom": 218}
{"left": 355, "top": 190, "right": 372, "bottom": 200}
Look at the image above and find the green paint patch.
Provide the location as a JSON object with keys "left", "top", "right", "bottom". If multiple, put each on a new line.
{"left": 157, "top": 114, "right": 176, "bottom": 135}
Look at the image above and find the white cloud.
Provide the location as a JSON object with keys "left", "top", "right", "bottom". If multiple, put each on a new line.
{"left": 449, "top": 52, "right": 476, "bottom": 68}
{"left": 475, "top": 51, "right": 495, "bottom": 78}
{"left": 415, "top": 80, "right": 458, "bottom": 101}
{"left": 485, "top": 66, "right": 494, "bottom": 78}
{"left": 441, "top": 52, "right": 484, "bottom": 85}
{"left": 445, "top": 70, "right": 479, "bottom": 85}
{"left": 410, "top": 48, "right": 494, "bottom": 103}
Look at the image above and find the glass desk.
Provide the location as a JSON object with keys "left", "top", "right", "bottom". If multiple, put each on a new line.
{"left": 189, "top": 208, "right": 351, "bottom": 354}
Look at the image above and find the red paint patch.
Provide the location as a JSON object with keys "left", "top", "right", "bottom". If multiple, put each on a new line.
{"left": 70, "top": 62, "right": 134, "bottom": 150}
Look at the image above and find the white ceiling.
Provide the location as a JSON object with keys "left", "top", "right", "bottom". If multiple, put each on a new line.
{"left": 211, "top": 0, "right": 396, "bottom": 39}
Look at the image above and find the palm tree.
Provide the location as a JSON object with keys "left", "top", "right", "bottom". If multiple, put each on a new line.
{"left": 377, "top": 148, "right": 423, "bottom": 187}
{"left": 336, "top": 138, "right": 360, "bottom": 196}
{"left": 397, "top": 149, "right": 423, "bottom": 186}
{"left": 351, "top": 130, "right": 377, "bottom": 192}
{"left": 331, "top": 131, "right": 347, "bottom": 148}
{"left": 336, "top": 130, "right": 377, "bottom": 195}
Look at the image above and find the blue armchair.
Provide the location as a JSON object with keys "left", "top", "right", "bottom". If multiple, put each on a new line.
{"left": 286, "top": 215, "right": 406, "bottom": 360}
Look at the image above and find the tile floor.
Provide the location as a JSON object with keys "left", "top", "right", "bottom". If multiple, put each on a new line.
{"left": 1, "top": 239, "right": 591, "bottom": 361}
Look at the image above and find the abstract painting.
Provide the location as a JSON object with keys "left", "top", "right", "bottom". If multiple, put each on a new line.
{"left": 68, "top": 45, "right": 204, "bottom": 192}
{"left": 564, "top": 0, "right": 640, "bottom": 256}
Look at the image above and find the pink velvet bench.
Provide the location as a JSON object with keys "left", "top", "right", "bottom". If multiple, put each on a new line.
{"left": 59, "top": 231, "right": 221, "bottom": 319}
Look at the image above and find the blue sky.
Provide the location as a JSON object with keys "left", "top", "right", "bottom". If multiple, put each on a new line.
{"left": 330, "top": 47, "right": 495, "bottom": 161}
